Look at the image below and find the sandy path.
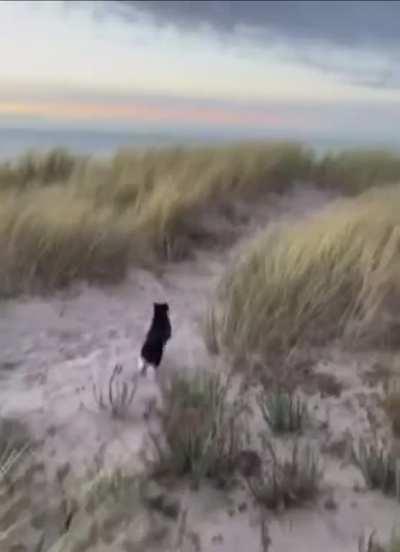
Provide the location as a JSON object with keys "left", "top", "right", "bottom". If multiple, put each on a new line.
{"left": 1, "top": 184, "right": 398, "bottom": 551}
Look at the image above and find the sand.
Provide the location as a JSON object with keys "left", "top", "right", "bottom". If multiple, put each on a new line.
{"left": 0, "top": 184, "right": 399, "bottom": 551}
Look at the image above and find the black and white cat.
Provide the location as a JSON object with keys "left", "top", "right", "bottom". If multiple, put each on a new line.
{"left": 138, "top": 302, "right": 171, "bottom": 379}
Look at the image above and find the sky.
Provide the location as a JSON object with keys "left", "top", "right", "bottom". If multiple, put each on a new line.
{"left": 1, "top": 0, "right": 400, "bottom": 142}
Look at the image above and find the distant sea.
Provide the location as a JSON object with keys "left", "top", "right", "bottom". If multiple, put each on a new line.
{"left": 0, "top": 126, "right": 200, "bottom": 160}
{"left": 0, "top": 126, "right": 398, "bottom": 161}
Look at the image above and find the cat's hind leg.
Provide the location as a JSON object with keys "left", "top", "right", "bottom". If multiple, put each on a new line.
{"left": 137, "top": 356, "right": 148, "bottom": 377}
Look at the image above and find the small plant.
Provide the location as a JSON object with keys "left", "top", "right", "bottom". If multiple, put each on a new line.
{"left": 245, "top": 441, "right": 323, "bottom": 511}
{"left": 92, "top": 364, "right": 138, "bottom": 419}
{"left": 383, "top": 393, "right": 400, "bottom": 436}
{"left": 352, "top": 438, "right": 400, "bottom": 499}
{"left": 358, "top": 531, "right": 384, "bottom": 552}
{"left": 0, "top": 439, "right": 30, "bottom": 483}
{"left": 258, "top": 389, "right": 308, "bottom": 434}
{"left": 40, "top": 468, "right": 175, "bottom": 552}
{"left": 84, "top": 467, "right": 141, "bottom": 512}
{"left": 202, "top": 307, "right": 219, "bottom": 355}
{"left": 259, "top": 508, "right": 272, "bottom": 552}
{"left": 383, "top": 379, "right": 400, "bottom": 436}
{"left": 145, "top": 370, "right": 247, "bottom": 489}
{"left": 358, "top": 529, "right": 400, "bottom": 552}
{"left": 0, "top": 417, "right": 31, "bottom": 484}
{"left": 387, "top": 530, "right": 400, "bottom": 552}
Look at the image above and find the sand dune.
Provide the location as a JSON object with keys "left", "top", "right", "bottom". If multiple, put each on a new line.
{"left": 1, "top": 185, "right": 398, "bottom": 552}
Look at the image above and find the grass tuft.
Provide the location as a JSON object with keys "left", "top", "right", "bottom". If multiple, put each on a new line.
{"left": 358, "top": 529, "right": 400, "bottom": 552}
{"left": 92, "top": 364, "right": 138, "bottom": 419}
{"left": 316, "top": 149, "right": 400, "bottom": 195}
{"left": 84, "top": 467, "right": 141, "bottom": 511}
{"left": 0, "top": 417, "right": 31, "bottom": 485}
{"left": 202, "top": 307, "right": 220, "bottom": 356}
{"left": 358, "top": 531, "right": 384, "bottom": 552}
{"left": 145, "top": 370, "right": 247, "bottom": 489}
{"left": 257, "top": 389, "right": 308, "bottom": 434}
{"left": 0, "top": 148, "right": 77, "bottom": 192}
{"left": 383, "top": 379, "right": 400, "bottom": 436}
{"left": 352, "top": 438, "right": 400, "bottom": 499}
{"left": 245, "top": 441, "right": 322, "bottom": 511}
{"left": 387, "top": 531, "right": 400, "bottom": 552}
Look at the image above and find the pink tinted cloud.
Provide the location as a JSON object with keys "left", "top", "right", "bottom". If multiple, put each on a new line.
{"left": 0, "top": 98, "right": 298, "bottom": 128}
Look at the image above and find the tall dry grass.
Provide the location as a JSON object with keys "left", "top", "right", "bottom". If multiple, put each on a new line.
{"left": 0, "top": 143, "right": 400, "bottom": 295}
{"left": 209, "top": 185, "right": 400, "bottom": 358}
{"left": 0, "top": 188, "right": 133, "bottom": 295}
{"left": 0, "top": 148, "right": 77, "bottom": 191}
{"left": 0, "top": 143, "right": 314, "bottom": 295}
{"left": 314, "top": 149, "right": 400, "bottom": 195}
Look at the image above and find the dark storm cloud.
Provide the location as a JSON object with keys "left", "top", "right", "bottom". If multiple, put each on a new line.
{"left": 103, "top": 0, "right": 400, "bottom": 89}
{"left": 110, "top": 1, "right": 399, "bottom": 49}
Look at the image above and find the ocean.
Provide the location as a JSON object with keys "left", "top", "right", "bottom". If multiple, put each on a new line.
{"left": 0, "top": 127, "right": 196, "bottom": 160}
{"left": 0, "top": 126, "right": 398, "bottom": 161}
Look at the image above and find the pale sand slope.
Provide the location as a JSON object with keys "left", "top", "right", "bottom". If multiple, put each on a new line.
{"left": 0, "top": 184, "right": 398, "bottom": 552}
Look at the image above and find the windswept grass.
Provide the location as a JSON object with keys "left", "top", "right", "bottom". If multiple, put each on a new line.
{"left": 0, "top": 417, "right": 31, "bottom": 484}
{"left": 315, "top": 149, "right": 400, "bottom": 195}
{"left": 1, "top": 142, "right": 400, "bottom": 295}
{"left": 0, "top": 142, "right": 314, "bottom": 295}
{"left": 0, "top": 188, "right": 133, "bottom": 295}
{"left": 210, "top": 185, "right": 400, "bottom": 358}
{"left": 0, "top": 461, "right": 178, "bottom": 552}
{"left": 0, "top": 148, "right": 77, "bottom": 191}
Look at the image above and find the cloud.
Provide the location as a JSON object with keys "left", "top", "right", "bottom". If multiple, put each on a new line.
{"left": 108, "top": 1, "right": 398, "bottom": 48}
{"left": 103, "top": 1, "right": 400, "bottom": 89}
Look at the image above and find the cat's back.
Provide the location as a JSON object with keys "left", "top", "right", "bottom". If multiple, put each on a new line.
{"left": 147, "top": 312, "right": 171, "bottom": 341}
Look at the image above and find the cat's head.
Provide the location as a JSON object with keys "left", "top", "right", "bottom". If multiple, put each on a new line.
{"left": 153, "top": 302, "right": 169, "bottom": 315}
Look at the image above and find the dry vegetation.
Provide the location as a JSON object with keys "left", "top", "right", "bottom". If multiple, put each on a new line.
{"left": 144, "top": 370, "right": 247, "bottom": 490}
{"left": 386, "top": 532, "right": 400, "bottom": 552}
{"left": 257, "top": 389, "right": 308, "bottom": 434}
{"left": 91, "top": 363, "right": 138, "bottom": 419}
{"left": 3, "top": 142, "right": 400, "bottom": 549}
{"left": 0, "top": 417, "right": 31, "bottom": 483}
{"left": 144, "top": 369, "right": 322, "bottom": 512}
{"left": 1, "top": 143, "right": 400, "bottom": 296}
{"left": 359, "top": 529, "right": 400, "bottom": 552}
{"left": 209, "top": 185, "right": 400, "bottom": 359}
{"left": 0, "top": 457, "right": 181, "bottom": 552}
{"left": 245, "top": 441, "right": 322, "bottom": 511}
{"left": 0, "top": 142, "right": 313, "bottom": 295}
{"left": 0, "top": 371, "right": 325, "bottom": 550}
{"left": 315, "top": 149, "right": 400, "bottom": 195}
{"left": 352, "top": 438, "right": 400, "bottom": 500}
{"left": 382, "top": 379, "right": 400, "bottom": 436}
